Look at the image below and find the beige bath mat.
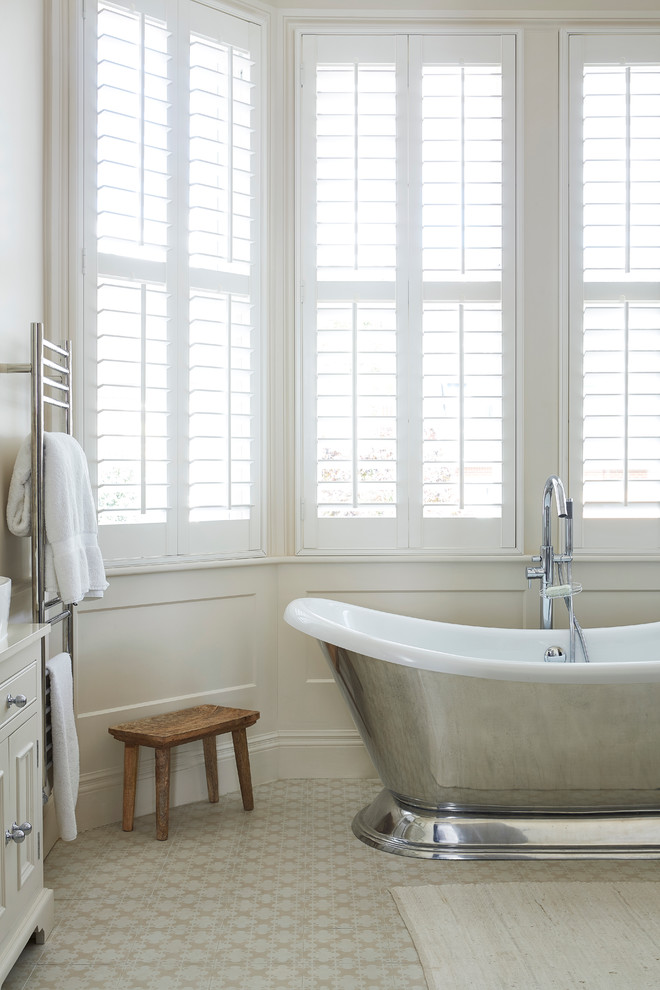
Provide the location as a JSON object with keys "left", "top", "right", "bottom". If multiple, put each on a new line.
{"left": 391, "top": 881, "right": 660, "bottom": 989}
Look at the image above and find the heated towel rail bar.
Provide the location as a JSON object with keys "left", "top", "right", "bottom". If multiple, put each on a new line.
{"left": 2, "top": 322, "right": 74, "bottom": 781}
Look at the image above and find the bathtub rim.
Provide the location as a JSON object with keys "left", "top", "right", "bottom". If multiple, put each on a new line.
{"left": 284, "top": 596, "right": 660, "bottom": 684}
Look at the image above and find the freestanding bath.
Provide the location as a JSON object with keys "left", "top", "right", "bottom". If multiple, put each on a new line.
{"left": 284, "top": 596, "right": 660, "bottom": 859}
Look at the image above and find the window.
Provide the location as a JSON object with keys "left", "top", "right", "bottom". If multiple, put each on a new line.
{"left": 298, "top": 35, "right": 517, "bottom": 552}
{"left": 568, "top": 34, "right": 660, "bottom": 551}
{"left": 84, "top": 0, "right": 264, "bottom": 562}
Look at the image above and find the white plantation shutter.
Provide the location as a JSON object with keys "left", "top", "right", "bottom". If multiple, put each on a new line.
{"left": 315, "top": 302, "right": 398, "bottom": 522}
{"left": 314, "top": 53, "right": 397, "bottom": 284}
{"left": 310, "top": 40, "right": 399, "bottom": 542}
{"left": 417, "top": 36, "right": 515, "bottom": 550}
{"left": 85, "top": 0, "right": 263, "bottom": 562}
{"left": 300, "top": 36, "right": 403, "bottom": 550}
{"left": 185, "top": 7, "right": 260, "bottom": 556}
{"left": 96, "top": 278, "right": 170, "bottom": 528}
{"left": 569, "top": 35, "right": 660, "bottom": 551}
{"left": 422, "top": 303, "right": 503, "bottom": 516}
{"left": 299, "top": 34, "right": 516, "bottom": 552}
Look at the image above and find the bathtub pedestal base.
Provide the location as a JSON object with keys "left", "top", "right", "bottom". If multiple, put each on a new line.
{"left": 353, "top": 789, "right": 660, "bottom": 860}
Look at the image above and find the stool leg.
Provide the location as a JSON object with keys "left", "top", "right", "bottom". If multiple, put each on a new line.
{"left": 154, "top": 747, "right": 170, "bottom": 840}
{"left": 122, "top": 743, "right": 139, "bottom": 832}
{"left": 231, "top": 728, "right": 254, "bottom": 811}
{"left": 202, "top": 735, "right": 219, "bottom": 804}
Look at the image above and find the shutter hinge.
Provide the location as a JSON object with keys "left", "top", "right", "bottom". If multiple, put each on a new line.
{"left": 300, "top": 282, "right": 304, "bottom": 303}
{"left": 300, "top": 64, "right": 304, "bottom": 87}
{"left": 81, "top": 0, "right": 86, "bottom": 19}
{"left": 82, "top": 248, "right": 87, "bottom": 276}
{"left": 300, "top": 499, "right": 305, "bottom": 521}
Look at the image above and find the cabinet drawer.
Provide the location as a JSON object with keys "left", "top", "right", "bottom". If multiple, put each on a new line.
{"left": 0, "top": 663, "right": 38, "bottom": 732}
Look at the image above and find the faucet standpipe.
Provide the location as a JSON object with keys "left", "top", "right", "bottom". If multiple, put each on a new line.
{"left": 528, "top": 475, "right": 570, "bottom": 630}
{"left": 526, "top": 478, "right": 588, "bottom": 662}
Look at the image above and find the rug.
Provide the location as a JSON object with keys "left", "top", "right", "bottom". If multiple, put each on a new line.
{"left": 390, "top": 881, "right": 660, "bottom": 989}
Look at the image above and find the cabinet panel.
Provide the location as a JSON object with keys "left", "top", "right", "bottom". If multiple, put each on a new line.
{"left": 0, "top": 761, "right": 7, "bottom": 946}
{"left": 10, "top": 712, "right": 39, "bottom": 898}
{"left": 0, "top": 627, "right": 53, "bottom": 986}
{"left": 0, "top": 713, "right": 39, "bottom": 950}
{"left": 0, "top": 662, "right": 38, "bottom": 735}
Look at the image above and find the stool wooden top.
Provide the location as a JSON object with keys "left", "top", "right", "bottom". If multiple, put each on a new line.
{"left": 108, "top": 704, "right": 260, "bottom": 748}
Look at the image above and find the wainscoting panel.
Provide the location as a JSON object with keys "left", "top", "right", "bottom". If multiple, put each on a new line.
{"left": 77, "top": 593, "right": 258, "bottom": 714}
{"left": 65, "top": 556, "right": 660, "bottom": 833}
{"left": 74, "top": 563, "right": 278, "bottom": 831}
{"left": 276, "top": 559, "right": 528, "bottom": 743}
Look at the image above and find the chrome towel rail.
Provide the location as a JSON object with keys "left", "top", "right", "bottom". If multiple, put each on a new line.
{"left": 1, "top": 322, "right": 74, "bottom": 780}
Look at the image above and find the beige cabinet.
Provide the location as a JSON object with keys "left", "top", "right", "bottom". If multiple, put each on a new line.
{"left": 0, "top": 626, "right": 54, "bottom": 984}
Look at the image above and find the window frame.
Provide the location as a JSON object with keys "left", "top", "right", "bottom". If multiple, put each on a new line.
{"left": 566, "top": 29, "right": 660, "bottom": 554}
{"left": 80, "top": 0, "right": 269, "bottom": 566}
{"left": 295, "top": 28, "right": 520, "bottom": 555}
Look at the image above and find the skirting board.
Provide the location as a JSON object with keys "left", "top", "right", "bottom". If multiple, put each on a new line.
{"left": 276, "top": 729, "right": 375, "bottom": 779}
{"left": 73, "top": 729, "right": 374, "bottom": 834}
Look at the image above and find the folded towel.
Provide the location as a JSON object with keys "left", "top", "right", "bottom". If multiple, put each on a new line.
{"left": 6, "top": 433, "right": 108, "bottom": 605}
{"left": 45, "top": 652, "right": 79, "bottom": 842}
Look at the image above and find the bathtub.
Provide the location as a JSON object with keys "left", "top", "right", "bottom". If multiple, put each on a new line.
{"left": 284, "top": 597, "right": 660, "bottom": 860}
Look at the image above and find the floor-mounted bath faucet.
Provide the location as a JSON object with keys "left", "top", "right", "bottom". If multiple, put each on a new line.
{"left": 526, "top": 476, "right": 589, "bottom": 662}
{"left": 526, "top": 475, "right": 572, "bottom": 630}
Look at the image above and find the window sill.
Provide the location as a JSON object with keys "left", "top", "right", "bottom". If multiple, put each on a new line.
{"left": 102, "top": 548, "right": 660, "bottom": 580}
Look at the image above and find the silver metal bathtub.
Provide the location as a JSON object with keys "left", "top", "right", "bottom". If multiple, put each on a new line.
{"left": 284, "top": 597, "right": 660, "bottom": 860}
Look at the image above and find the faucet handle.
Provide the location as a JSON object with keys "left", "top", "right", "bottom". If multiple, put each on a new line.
{"left": 526, "top": 562, "right": 544, "bottom": 587}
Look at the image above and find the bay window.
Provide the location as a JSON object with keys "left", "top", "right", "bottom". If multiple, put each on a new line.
{"left": 78, "top": 9, "right": 660, "bottom": 564}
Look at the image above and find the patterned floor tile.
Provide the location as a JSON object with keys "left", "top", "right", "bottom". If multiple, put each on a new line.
{"left": 7, "top": 778, "right": 660, "bottom": 989}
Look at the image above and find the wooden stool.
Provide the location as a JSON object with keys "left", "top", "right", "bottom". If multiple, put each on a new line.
{"left": 108, "top": 704, "right": 260, "bottom": 840}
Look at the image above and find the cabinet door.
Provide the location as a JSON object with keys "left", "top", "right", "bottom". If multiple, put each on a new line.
{"left": 7, "top": 713, "right": 41, "bottom": 919}
{"left": 0, "top": 741, "right": 7, "bottom": 945}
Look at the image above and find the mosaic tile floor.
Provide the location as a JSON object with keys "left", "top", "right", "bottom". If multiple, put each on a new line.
{"left": 4, "top": 779, "right": 660, "bottom": 990}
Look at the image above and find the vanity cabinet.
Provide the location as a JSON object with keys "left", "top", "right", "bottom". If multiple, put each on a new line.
{"left": 0, "top": 626, "right": 54, "bottom": 984}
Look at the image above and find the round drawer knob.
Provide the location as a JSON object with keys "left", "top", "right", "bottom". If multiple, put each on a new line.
{"left": 5, "top": 822, "right": 31, "bottom": 845}
{"left": 6, "top": 694, "right": 27, "bottom": 709}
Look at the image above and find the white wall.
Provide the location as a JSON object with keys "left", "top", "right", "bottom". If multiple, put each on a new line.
{"left": 0, "top": 0, "right": 44, "bottom": 610}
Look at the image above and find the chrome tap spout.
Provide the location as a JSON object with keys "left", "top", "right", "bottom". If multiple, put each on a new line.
{"left": 542, "top": 475, "right": 567, "bottom": 548}
{"left": 527, "top": 475, "right": 571, "bottom": 630}
{"left": 525, "top": 475, "right": 587, "bottom": 659}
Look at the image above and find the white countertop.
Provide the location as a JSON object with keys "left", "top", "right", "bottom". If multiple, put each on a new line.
{"left": 0, "top": 624, "right": 49, "bottom": 662}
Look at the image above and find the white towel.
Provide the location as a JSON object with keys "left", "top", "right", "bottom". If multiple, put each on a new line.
{"left": 5, "top": 437, "right": 32, "bottom": 537}
{"left": 6, "top": 433, "right": 108, "bottom": 605}
{"left": 45, "top": 652, "right": 79, "bottom": 842}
